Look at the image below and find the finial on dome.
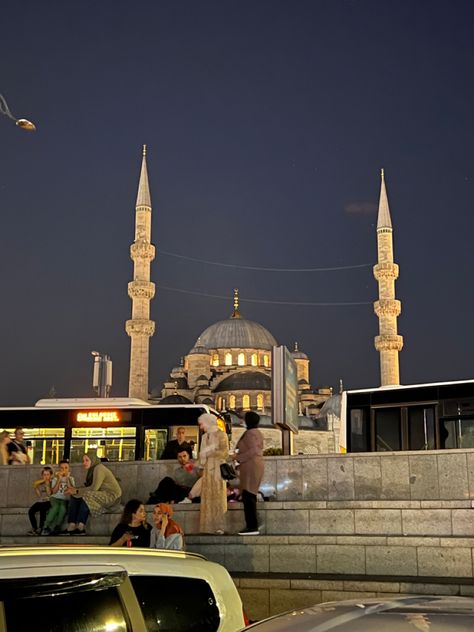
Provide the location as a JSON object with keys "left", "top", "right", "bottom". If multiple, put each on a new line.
{"left": 294, "top": 342, "right": 299, "bottom": 352}
{"left": 381, "top": 167, "right": 384, "bottom": 180}
{"left": 143, "top": 144, "right": 147, "bottom": 157}
{"left": 231, "top": 288, "right": 241, "bottom": 319}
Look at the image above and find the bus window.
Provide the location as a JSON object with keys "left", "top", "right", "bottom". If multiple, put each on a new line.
{"left": 349, "top": 409, "right": 370, "bottom": 452}
{"left": 144, "top": 429, "right": 168, "bottom": 460}
{"left": 8, "top": 428, "right": 65, "bottom": 465}
{"left": 441, "top": 417, "right": 474, "bottom": 449}
{"left": 70, "top": 427, "right": 137, "bottom": 462}
{"left": 408, "top": 406, "right": 435, "bottom": 450}
{"left": 374, "top": 408, "right": 401, "bottom": 451}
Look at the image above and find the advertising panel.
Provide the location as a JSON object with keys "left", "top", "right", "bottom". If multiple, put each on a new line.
{"left": 271, "top": 345, "right": 299, "bottom": 434}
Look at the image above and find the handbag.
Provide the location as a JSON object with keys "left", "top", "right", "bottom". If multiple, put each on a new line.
{"left": 220, "top": 462, "right": 237, "bottom": 481}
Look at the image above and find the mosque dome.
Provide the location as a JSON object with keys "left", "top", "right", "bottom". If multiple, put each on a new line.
{"left": 159, "top": 394, "right": 193, "bottom": 405}
{"left": 192, "top": 289, "right": 277, "bottom": 352}
{"left": 214, "top": 371, "right": 272, "bottom": 392}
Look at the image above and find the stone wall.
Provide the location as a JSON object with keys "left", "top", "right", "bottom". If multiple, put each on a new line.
{"left": 2, "top": 449, "right": 474, "bottom": 508}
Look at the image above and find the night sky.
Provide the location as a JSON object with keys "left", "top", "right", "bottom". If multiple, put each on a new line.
{"left": 1, "top": 1, "right": 473, "bottom": 405}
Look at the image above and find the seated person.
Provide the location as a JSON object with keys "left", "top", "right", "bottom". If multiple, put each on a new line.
{"left": 109, "top": 499, "right": 151, "bottom": 548}
{"left": 160, "top": 427, "right": 192, "bottom": 460}
{"left": 147, "top": 449, "right": 201, "bottom": 504}
{"left": 150, "top": 503, "right": 184, "bottom": 550}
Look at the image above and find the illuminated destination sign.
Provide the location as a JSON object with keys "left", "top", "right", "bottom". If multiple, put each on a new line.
{"left": 76, "top": 411, "right": 121, "bottom": 423}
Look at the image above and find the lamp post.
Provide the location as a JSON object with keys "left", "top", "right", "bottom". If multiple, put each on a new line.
{"left": 91, "top": 351, "right": 112, "bottom": 398}
{"left": 0, "top": 93, "right": 36, "bottom": 131}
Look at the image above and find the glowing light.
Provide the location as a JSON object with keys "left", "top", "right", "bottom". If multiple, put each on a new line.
{"left": 105, "top": 622, "right": 121, "bottom": 632}
{"left": 76, "top": 411, "right": 121, "bottom": 423}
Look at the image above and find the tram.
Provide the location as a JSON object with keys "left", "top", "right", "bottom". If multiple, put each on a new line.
{"left": 340, "top": 379, "right": 474, "bottom": 452}
{"left": 0, "top": 398, "right": 226, "bottom": 464}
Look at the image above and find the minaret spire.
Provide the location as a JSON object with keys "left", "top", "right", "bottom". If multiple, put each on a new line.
{"left": 373, "top": 169, "right": 403, "bottom": 386}
{"left": 231, "top": 288, "right": 241, "bottom": 319}
{"left": 125, "top": 146, "right": 156, "bottom": 400}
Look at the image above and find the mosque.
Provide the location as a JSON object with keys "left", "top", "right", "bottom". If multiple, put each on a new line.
{"left": 124, "top": 147, "right": 402, "bottom": 453}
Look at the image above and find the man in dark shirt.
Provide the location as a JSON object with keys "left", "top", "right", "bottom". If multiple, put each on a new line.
{"left": 147, "top": 449, "right": 200, "bottom": 504}
{"left": 7, "top": 427, "right": 30, "bottom": 464}
{"left": 160, "top": 427, "right": 192, "bottom": 460}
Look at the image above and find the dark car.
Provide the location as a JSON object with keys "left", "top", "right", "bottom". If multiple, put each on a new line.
{"left": 242, "top": 596, "right": 474, "bottom": 631}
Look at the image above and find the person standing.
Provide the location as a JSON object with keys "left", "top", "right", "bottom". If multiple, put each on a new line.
{"left": 235, "top": 411, "right": 264, "bottom": 535}
{"left": 160, "top": 427, "right": 192, "bottom": 460}
{"left": 0, "top": 431, "right": 11, "bottom": 465}
{"left": 7, "top": 427, "right": 30, "bottom": 464}
{"left": 198, "top": 413, "right": 228, "bottom": 534}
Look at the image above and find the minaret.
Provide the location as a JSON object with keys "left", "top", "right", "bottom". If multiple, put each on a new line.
{"left": 373, "top": 169, "right": 403, "bottom": 386}
{"left": 125, "top": 145, "right": 156, "bottom": 400}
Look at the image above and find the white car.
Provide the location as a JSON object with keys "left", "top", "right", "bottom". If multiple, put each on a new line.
{"left": 0, "top": 546, "right": 247, "bottom": 632}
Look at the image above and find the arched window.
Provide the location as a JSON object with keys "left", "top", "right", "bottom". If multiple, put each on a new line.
{"left": 225, "top": 353, "right": 232, "bottom": 366}
{"left": 229, "top": 394, "right": 236, "bottom": 409}
{"left": 237, "top": 353, "right": 245, "bottom": 366}
{"left": 257, "top": 393, "right": 264, "bottom": 410}
{"left": 212, "top": 353, "right": 219, "bottom": 367}
{"left": 251, "top": 353, "right": 258, "bottom": 366}
{"left": 263, "top": 354, "right": 269, "bottom": 367}
{"left": 243, "top": 394, "right": 250, "bottom": 409}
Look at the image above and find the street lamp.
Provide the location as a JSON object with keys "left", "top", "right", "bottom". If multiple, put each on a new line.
{"left": 0, "top": 93, "right": 36, "bottom": 131}
{"left": 91, "top": 351, "right": 112, "bottom": 398}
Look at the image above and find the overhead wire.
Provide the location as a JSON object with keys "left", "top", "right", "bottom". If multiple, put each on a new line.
{"left": 157, "top": 285, "right": 372, "bottom": 306}
{"left": 157, "top": 249, "right": 372, "bottom": 272}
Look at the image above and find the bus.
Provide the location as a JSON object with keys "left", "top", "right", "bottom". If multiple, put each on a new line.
{"left": 0, "top": 398, "right": 226, "bottom": 465}
{"left": 340, "top": 379, "right": 474, "bottom": 453}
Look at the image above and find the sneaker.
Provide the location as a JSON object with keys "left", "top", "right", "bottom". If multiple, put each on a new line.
{"left": 41, "top": 528, "right": 51, "bottom": 536}
{"left": 214, "top": 529, "right": 225, "bottom": 535}
{"left": 75, "top": 529, "right": 86, "bottom": 536}
{"left": 27, "top": 529, "right": 37, "bottom": 536}
{"left": 178, "top": 497, "right": 192, "bottom": 504}
{"left": 238, "top": 528, "right": 259, "bottom": 535}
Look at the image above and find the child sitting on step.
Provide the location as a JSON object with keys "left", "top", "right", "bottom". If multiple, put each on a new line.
{"left": 27, "top": 466, "right": 53, "bottom": 535}
{"left": 41, "top": 460, "right": 75, "bottom": 535}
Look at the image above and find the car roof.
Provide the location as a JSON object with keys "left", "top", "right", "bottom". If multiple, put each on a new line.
{"left": 244, "top": 596, "right": 474, "bottom": 631}
{"left": 0, "top": 546, "right": 222, "bottom": 581}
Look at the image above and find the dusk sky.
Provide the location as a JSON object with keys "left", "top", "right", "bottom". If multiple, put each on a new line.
{"left": 1, "top": 1, "right": 473, "bottom": 405}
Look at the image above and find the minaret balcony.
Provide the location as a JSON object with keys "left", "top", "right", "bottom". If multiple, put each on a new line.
{"left": 374, "top": 299, "right": 401, "bottom": 317}
{"left": 130, "top": 241, "right": 156, "bottom": 262}
{"left": 373, "top": 262, "right": 399, "bottom": 280}
{"left": 374, "top": 334, "right": 404, "bottom": 352}
{"left": 126, "top": 319, "right": 155, "bottom": 337}
{"left": 128, "top": 281, "right": 155, "bottom": 300}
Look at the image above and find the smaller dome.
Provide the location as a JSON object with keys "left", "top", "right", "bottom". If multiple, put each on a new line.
{"left": 189, "top": 345, "right": 209, "bottom": 356}
{"left": 201, "top": 397, "right": 214, "bottom": 405}
{"left": 214, "top": 371, "right": 271, "bottom": 393}
{"left": 196, "top": 375, "right": 209, "bottom": 382}
{"left": 159, "top": 394, "right": 193, "bottom": 405}
{"left": 291, "top": 342, "right": 308, "bottom": 360}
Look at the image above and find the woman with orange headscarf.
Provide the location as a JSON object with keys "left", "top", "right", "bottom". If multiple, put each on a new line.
{"left": 150, "top": 503, "right": 184, "bottom": 550}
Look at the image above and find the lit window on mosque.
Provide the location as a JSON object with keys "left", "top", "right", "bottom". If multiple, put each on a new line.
{"left": 243, "top": 395, "right": 250, "bottom": 409}
{"left": 212, "top": 354, "right": 219, "bottom": 367}
{"left": 225, "top": 353, "right": 232, "bottom": 366}
{"left": 238, "top": 353, "right": 245, "bottom": 366}
{"left": 251, "top": 353, "right": 258, "bottom": 366}
{"left": 263, "top": 355, "right": 269, "bottom": 367}
{"left": 257, "top": 394, "right": 264, "bottom": 410}
{"left": 229, "top": 395, "right": 236, "bottom": 409}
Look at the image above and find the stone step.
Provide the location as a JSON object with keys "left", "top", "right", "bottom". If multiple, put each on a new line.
{"left": 6, "top": 501, "right": 474, "bottom": 538}
{"left": 184, "top": 534, "right": 474, "bottom": 579}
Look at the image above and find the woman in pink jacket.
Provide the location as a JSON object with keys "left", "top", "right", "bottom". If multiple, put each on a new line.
{"left": 235, "top": 411, "right": 264, "bottom": 535}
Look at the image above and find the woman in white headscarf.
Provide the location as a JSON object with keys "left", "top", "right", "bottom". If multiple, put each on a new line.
{"left": 198, "top": 413, "right": 228, "bottom": 534}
